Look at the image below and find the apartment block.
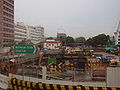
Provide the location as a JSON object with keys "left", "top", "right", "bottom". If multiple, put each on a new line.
{"left": 27, "top": 26, "right": 44, "bottom": 44}
{"left": 14, "top": 22, "right": 27, "bottom": 42}
{"left": 0, "top": 0, "right": 14, "bottom": 47}
{"left": 14, "top": 22, "right": 44, "bottom": 44}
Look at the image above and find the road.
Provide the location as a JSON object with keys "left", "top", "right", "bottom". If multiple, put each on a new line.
{"left": 94, "top": 52, "right": 120, "bottom": 62}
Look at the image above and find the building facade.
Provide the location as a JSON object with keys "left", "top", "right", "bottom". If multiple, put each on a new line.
{"left": 57, "top": 33, "right": 66, "bottom": 39}
{"left": 14, "top": 22, "right": 27, "bottom": 42}
{"left": 27, "top": 26, "right": 44, "bottom": 44}
{"left": 0, "top": 0, "right": 14, "bottom": 47}
{"left": 14, "top": 22, "right": 44, "bottom": 44}
{"left": 114, "top": 21, "right": 120, "bottom": 45}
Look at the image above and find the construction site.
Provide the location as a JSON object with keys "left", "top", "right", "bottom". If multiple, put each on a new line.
{"left": 0, "top": 44, "right": 120, "bottom": 89}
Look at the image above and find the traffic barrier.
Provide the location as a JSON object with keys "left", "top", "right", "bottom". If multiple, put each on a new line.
{"left": 8, "top": 78, "right": 36, "bottom": 90}
{"left": 8, "top": 78, "right": 120, "bottom": 90}
{"left": 24, "top": 82, "right": 82, "bottom": 90}
{"left": 47, "top": 65, "right": 63, "bottom": 73}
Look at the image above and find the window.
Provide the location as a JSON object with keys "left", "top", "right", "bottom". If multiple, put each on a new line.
{"left": 3, "top": 11, "right": 14, "bottom": 18}
{"left": 3, "top": 33, "right": 14, "bottom": 38}
{"left": 3, "top": 6, "right": 14, "bottom": 13}
{"left": 3, "top": 23, "right": 14, "bottom": 28}
{"left": 3, "top": 17, "right": 14, "bottom": 23}
{"left": 3, "top": 39, "right": 14, "bottom": 43}
{"left": 3, "top": 1, "right": 14, "bottom": 8}
{"left": 3, "top": 28, "right": 14, "bottom": 33}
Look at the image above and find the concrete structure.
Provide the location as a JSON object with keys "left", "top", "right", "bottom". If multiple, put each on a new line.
{"left": 9, "top": 73, "right": 106, "bottom": 87}
{"left": 107, "top": 67, "right": 120, "bottom": 88}
{"left": 14, "top": 22, "right": 44, "bottom": 44}
{"left": 114, "top": 21, "right": 120, "bottom": 45}
{"left": 0, "top": 74, "right": 9, "bottom": 89}
{"left": 44, "top": 40, "right": 62, "bottom": 50}
{"left": 14, "top": 22, "right": 27, "bottom": 42}
{"left": 8, "top": 67, "right": 120, "bottom": 88}
{"left": 27, "top": 26, "right": 44, "bottom": 44}
{"left": 57, "top": 33, "right": 66, "bottom": 39}
{"left": 0, "top": 0, "right": 14, "bottom": 47}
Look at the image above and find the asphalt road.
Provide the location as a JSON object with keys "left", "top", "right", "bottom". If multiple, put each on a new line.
{"left": 94, "top": 52, "right": 120, "bottom": 61}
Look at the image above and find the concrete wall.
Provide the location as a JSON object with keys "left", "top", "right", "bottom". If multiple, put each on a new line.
{"left": 107, "top": 67, "right": 120, "bottom": 87}
{"left": 0, "top": 74, "right": 9, "bottom": 89}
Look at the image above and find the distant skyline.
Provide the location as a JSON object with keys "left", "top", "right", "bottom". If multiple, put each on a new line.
{"left": 15, "top": 0, "right": 120, "bottom": 38}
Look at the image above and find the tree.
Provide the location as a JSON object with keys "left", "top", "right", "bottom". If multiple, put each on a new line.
{"left": 85, "top": 38, "right": 94, "bottom": 46}
{"left": 7, "top": 41, "right": 17, "bottom": 47}
{"left": 18, "top": 39, "right": 33, "bottom": 44}
{"left": 46, "top": 37, "right": 54, "bottom": 39}
{"left": 108, "top": 36, "right": 115, "bottom": 46}
{"left": 85, "top": 34, "right": 110, "bottom": 47}
{"left": 60, "top": 38, "right": 66, "bottom": 45}
{"left": 75, "top": 37, "right": 86, "bottom": 43}
{"left": 66, "top": 36, "right": 75, "bottom": 44}
{"left": 92, "top": 34, "right": 109, "bottom": 46}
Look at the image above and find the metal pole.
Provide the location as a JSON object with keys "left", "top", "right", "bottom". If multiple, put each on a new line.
{"left": 36, "top": 66, "right": 38, "bottom": 78}
{"left": 39, "top": 52, "right": 43, "bottom": 66}
{"left": 8, "top": 53, "right": 10, "bottom": 74}
{"left": 74, "top": 67, "right": 75, "bottom": 81}
{"left": 33, "top": 54, "right": 34, "bottom": 66}
{"left": 119, "top": 56, "right": 120, "bottom": 62}
{"left": 42, "top": 66, "right": 46, "bottom": 83}
{"left": 18, "top": 54, "right": 20, "bottom": 61}
{"left": 22, "top": 65, "right": 24, "bottom": 80}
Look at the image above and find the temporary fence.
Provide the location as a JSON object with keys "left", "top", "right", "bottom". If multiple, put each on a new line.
{"left": 8, "top": 78, "right": 120, "bottom": 90}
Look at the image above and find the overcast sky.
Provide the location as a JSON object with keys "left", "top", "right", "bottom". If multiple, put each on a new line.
{"left": 15, "top": 0, "right": 120, "bottom": 38}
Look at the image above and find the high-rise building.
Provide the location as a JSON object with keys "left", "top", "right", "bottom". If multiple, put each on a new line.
{"left": 14, "top": 22, "right": 44, "bottom": 44}
{"left": 0, "top": 0, "right": 14, "bottom": 47}
{"left": 114, "top": 21, "right": 120, "bottom": 45}
{"left": 15, "top": 22, "right": 27, "bottom": 42}
{"left": 27, "top": 25, "right": 44, "bottom": 44}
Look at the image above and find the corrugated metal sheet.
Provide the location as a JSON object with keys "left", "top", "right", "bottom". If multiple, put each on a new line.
{"left": 107, "top": 67, "right": 120, "bottom": 87}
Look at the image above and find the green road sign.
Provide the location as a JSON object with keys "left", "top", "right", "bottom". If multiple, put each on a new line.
{"left": 13, "top": 45, "right": 36, "bottom": 54}
{"left": 48, "top": 58, "right": 57, "bottom": 64}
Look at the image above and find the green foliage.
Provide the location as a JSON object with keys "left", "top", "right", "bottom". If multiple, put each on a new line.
{"left": 6, "top": 41, "right": 17, "bottom": 47}
{"left": 46, "top": 37, "right": 54, "bottom": 39}
{"left": 60, "top": 38, "right": 66, "bottom": 45}
{"left": 108, "top": 36, "right": 115, "bottom": 46}
{"left": 75, "top": 37, "right": 86, "bottom": 43}
{"left": 66, "top": 36, "right": 75, "bottom": 44}
{"left": 85, "top": 34, "right": 110, "bottom": 47}
{"left": 85, "top": 38, "right": 94, "bottom": 46}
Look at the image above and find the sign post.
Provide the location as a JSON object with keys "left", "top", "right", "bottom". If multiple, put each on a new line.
{"left": 13, "top": 45, "right": 37, "bottom": 78}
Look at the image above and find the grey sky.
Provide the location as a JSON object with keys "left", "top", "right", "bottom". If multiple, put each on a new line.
{"left": 15, "top": 0, "right": 120, "bottom": 38}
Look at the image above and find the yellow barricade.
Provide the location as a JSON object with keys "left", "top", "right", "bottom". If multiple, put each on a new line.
{"left": 8, "top": 78, "right": 120, "bottom": 90}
